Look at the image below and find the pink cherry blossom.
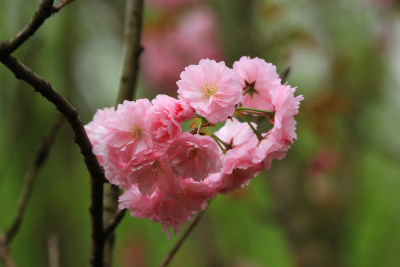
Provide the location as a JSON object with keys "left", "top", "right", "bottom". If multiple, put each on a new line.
{"left": 86, "top": 55, "right": 303, "bottom": 236}
{"left": 233, "top": 56, "right": 281, "bottom": 111}
{"left": 255, "top": 135, "right": 288, "bottom": 171}
{"left": 119, "top": 185, "right": 156, "bottom": 221}
{"left": 173, "top": 99, "right": 195, "bottom": 122}
{"left": 106, "top": 99, "right": 154, "bottom": 167}
{"left": 168, "top": 132, "right": 223, "bottom": 181}
{"left": 270, "top": 84, "right": 304, "bottom": 144}
{"left": 119, "top": 178, "right": 215, "bottom": 238}
{"left": 128, "top": 153, "right": 179, "bottom": 196}
{"left": 85, "top": 107, "right": 115, "bottom": 165}
{"left": 156, "top": 179, "right": 214, "bottom": 237}
{"left": 177, "top": 59, "right": 242, "bottom": 123}
{"left": 147, "top": 95, "right": 183, "bottom": 149}
{"left": 213, "top": 118, "right": 262, "bottom": 193}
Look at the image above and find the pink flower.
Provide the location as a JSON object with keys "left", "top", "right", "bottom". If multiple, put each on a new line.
{"left": 233, "top": 56, "right": 281, "bottom": 111}
{"left": 213, "top": 118, "right": 262, "bottom": 193}
{"left": 254, "top": 84, "right": 303, "bottom": 170}
{"left": 177, "top": 59, "right": 242, "bottom": 123}
{"left": 216, "top": 163, "right": 262, "bottom": 194}
{"left": 106, "top": 99, "right": 155, "bottom": 167}
{"left": 128, "top": 153, "right": 179, "bottom": 196}
{"left": 173, "top": 99, "right": 194, "bottom": 122}
{"left": 119, "top": 185, "right": 156, "bottom": 220}
{"left": 168, "top": 132, "right": 223, "bottom": 181}
{"left": 85, "top": 107, "right": 115, "bottom": 165}
{"left": 147, "top": 95, "right": 183, "bottom": 149}
{"left": 270, "top": 84, "right": 304, "bottom": 144}
{"left": 255, "top": 135, "right": 288, "bottom": 171}
{"left": 119, "top": 178, "right": 215, "bottom": 238}
{"left": 156, "top": 179, "right": 214, "bottom": 237}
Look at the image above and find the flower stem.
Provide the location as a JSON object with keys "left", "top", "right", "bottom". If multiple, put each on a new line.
{"left": 211, "top": 134, "right": 226, "bottom": 154}
{"left": 197, "top": 117, "right": 205, "bottom": 134}
{"left": 242, "top": 116, "right": 263, "bottom": 142}
{"left": 236, "top": 107, "right": 274, "bottom": 116}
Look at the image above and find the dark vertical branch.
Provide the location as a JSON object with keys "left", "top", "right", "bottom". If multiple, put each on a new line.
{"left": 102, "top": 1, "right": 144, "bottom": 266}
{"left": 116, "top": 0, "right": 144, "bottom": 102}
{"left": 0, "top": 54, "right": 105, "bottom": 267}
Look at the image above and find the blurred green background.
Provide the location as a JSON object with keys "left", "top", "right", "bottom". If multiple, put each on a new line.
{"left": 1, "top": 0, "right": 400, "bottom": 266}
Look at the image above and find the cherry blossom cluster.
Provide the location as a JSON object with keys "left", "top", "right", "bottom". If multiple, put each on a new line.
{"left": 85, "top": 57, "right": 303, "bottom": 237}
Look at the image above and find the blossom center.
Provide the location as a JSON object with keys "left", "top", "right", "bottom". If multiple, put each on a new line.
{"left": 151, "top": 159, "right": 165, "bottom": 174}
{"left": 130, "top": 125, "right": 143, "bottom": 139}
{"left": 188, "top": 148, "right": 199, "bottom": 160}
{"left": 243, "top": 80, "right": 258, "bottom": 97}
{"left": 202, "top": 81, "right": 218, "bottom": 98}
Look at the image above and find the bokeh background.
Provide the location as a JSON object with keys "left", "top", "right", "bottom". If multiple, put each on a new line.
{"left": 1, "top": 0, "right": 400, "bottom": 266}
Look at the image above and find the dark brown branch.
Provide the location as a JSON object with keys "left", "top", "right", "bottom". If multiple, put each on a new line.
{"left": 0, "top": 54, "right": 105, "bottom": 267}
{"left": 0, "top": 232, "right": 15, "bottom": 267}
{"left": 103, "top": 209, "right": 126, "bottom": 240}
{"left": 4, "top": 117, "right": 64, "bottom": 245}
{"left": 0, "top": 0, "right": 76, "bottom": 58}
{"left": 159, "top": 211, "right": 205, "bottom": 267}
{"left": 0, "top": 0, "right": 54, "bottom": 57}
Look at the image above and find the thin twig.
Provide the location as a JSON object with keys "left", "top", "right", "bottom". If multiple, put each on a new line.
{"left": 103, "top": 209, "right": 127, "bottom": 240}
{"left": 0, "top": 54, "right": 105, "bottom": 267}
{"left": 281, "top": 67, "right": 291, "bottom": 83}
{"left": 4, "top": 116, "right": 64, "bottom": 244}
{"left": 0, "top": 232, "right": 15, "bottom": 267}
{"left": 159, "top": 211, "right": 206, "bottom": 267}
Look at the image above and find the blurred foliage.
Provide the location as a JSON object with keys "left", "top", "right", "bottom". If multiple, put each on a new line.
{"left": 1, "top": 0, "right": 400, "bottom": 266}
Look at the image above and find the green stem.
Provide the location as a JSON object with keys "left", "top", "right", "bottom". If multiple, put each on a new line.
{"left": 236, "top": 107, "right": 275, "bottom": 116}
{"left": 210, "top": 134, "right": 226, "bottom": 154}
{"left": 242, "top": 116, "right": 263, "bottom": 141}
{"left": 197, "top": 117, "right": 205, "bottom": 134}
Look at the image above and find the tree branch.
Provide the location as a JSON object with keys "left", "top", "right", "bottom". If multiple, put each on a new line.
{"left": 159, "top": 211, "right": 206, "bottom": 267}
{"left": 0, "top": 54, "right": 105, "bottom": 267}
{"left": 0, "top": 0, "right": 54, "bottom": 57}
{"left": 281, "top": 67, "right": 291, "bottom": 83}
{"left": 0, "top": 0, "right": 77, "bottom": 58}
{"left": 4, "top": 116, "right": 64, "bottom": 245}
{"left": 103, "top": 209, "right": 126, "bottom": 240}
{"left": 0, "top": 232, "right": 15, "bottom": 267}
{"left": 116, "top": 0, "right": 144, "bottom": 102}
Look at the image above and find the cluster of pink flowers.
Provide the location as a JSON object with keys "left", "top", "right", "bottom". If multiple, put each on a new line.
{"left": 85, "top": 57, "right": 303, "bottom": 237}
